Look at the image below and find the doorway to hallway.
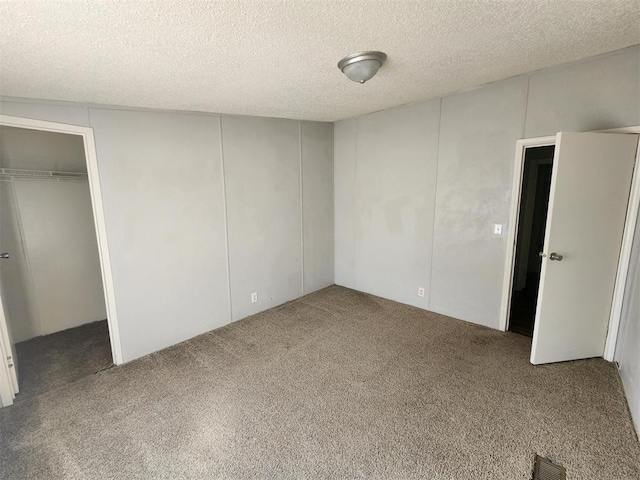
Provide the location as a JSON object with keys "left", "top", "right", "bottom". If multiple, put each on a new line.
{"left": 508, "top": 145, "right": 554, "bottom": 337}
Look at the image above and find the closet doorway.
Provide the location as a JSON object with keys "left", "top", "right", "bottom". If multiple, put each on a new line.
{"left": 0, "top": 115, "right": 121, "bottom": 407}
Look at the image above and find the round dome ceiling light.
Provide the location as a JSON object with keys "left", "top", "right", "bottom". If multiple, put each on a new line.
{"left": 337, "top": 51, "right": 387, "bottom": 84}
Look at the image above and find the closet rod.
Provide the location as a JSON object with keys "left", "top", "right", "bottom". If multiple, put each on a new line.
{"left": 0, "top": 168, "right": 88, "bottom": 182}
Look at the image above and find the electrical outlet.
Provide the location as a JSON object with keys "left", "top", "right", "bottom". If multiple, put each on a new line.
{"left": 493, "top": 224, "right": 503, "bottom": 235}
{"left": 418, "top": 287, "right": 425, "bottom": 298}
{"left": 251, "top": 292, "right": 258, "bottom": 303}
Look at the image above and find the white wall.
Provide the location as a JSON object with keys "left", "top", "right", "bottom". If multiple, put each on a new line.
{"left": 12, "top": 180, "right": 107, "bottom": 338}
{"left": 0, "top": 102, "right": 334, "bottom": 362}
{"left": 0, "top": 182, "right": 36, "bottom": 342}
{"left": 334, "top": 45, "right": 640, "bottom": 329}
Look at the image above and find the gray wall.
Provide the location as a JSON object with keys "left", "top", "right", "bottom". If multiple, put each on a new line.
{"left": 301, "top": 122, "right": 334, "bottom": 294}
{"left": 88, "top": 109, "right": 230, "bottom": 361}
{"left": 333, "top": 118, "right": 357, "bottom": 288}
{"left": 0, "top": 102, "right": 334, "bottom": 362}
{"left": 334, "top": 45, "right": 640, "bottom": 329}
{"left": 223, "top": 116, "right": 302, "bottom": 321}
{"left": 431, "top": 77, "right": 528, "bottom": 324}
{"left": 340, "top": 100, "right": 441, "bottom": 309}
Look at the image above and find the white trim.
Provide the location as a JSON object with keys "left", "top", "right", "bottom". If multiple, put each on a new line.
{"left": 0, "top": 338, "right": 15, "bottom": 406}
{"left": 0, "top": 114, "right": 124, "bottom": 365}
{"left": 0, "top": 293, "right": 17, "bottom": 404}
{"left": 500, "top": 126, "right": 640, "bottom": 363}
{"left": 604, "top": 126, "right": 640, "bottom": 360}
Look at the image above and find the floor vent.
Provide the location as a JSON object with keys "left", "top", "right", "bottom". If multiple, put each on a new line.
{"left": 533, "top": 455, "right": 566, "bottom": 480}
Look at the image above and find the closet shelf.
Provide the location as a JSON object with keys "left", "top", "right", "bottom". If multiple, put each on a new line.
{"left": 0, "top": 168, "right": 88, "bottom": 182}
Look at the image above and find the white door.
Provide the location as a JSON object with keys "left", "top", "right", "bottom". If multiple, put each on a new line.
{"left": 531, "top": 132, "right": 639, "bottom": 364}
{"left": 0, "top": 180, "right": 19, "bottom": 402}
{"left": 0, "top": 253, "right": 18, "bottom": 402}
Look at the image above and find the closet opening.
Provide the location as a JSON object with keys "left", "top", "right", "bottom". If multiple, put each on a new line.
{"left": 0, "top": 125, "right": 112, "bottom": 400}
{"left": 508, "top": 145, "right": 555, "bottom": 337}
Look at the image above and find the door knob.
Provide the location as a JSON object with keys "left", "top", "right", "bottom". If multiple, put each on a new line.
{"left": 549, "top": 252, "right": 563, "bottom": 261}
{"left": 0, "top": 253, "right": 9, "bottom": 259}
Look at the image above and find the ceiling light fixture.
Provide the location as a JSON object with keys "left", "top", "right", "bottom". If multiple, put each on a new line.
{"left": 337, "top": 51, "right": 387, "bottom": 84}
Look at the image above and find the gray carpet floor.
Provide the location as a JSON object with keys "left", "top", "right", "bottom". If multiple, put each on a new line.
{"left": 0, "top": 286, "right": 638, "bottom": 479}
{"left": 13, "top": 320, "right": 112, "bottom": 400}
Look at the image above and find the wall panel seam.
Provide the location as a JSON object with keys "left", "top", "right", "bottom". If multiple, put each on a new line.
{"left": 218, "top": 117, "right": 233, "bottom": 323}
{"left": 427, "top": 98, "right": 443, "bottom": 310}
{"left": 299, "top": 121, "right": 305, "bottom": 295}
{"left": 333, "top": 124, "right": 338, "bottom": 283}
{"left": 332, "top": 122, "right": 338, "bottom": 284}
{"left": 353, "top": 119, "right": 359, "bottom": 289}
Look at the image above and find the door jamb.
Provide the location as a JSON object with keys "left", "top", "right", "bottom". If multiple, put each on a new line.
{"left": 499, "top": 126, "right": 640, "bottom": 362}
{"left": 0, "top": 295, "right": 16, "bottom": 406}
{"left": 0, "top": 115, "right": 124, "bottom": 376}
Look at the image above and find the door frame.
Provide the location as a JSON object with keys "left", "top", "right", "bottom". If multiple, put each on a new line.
{"left": 0, "top": 292, "right": 16, "bottom": 406}
{"left": 499, "top": 126, "right": 640, "bottom": 362}
{"left": 0, "top": 115, "right": 123, "bottom": 378}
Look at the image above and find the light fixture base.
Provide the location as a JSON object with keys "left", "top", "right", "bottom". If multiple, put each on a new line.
{"left": 337, "top": 51, "right": 387, "bottom": 84}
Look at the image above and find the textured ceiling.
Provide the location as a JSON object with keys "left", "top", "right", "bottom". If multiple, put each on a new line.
{"left": 0, "top": 1, "right": 639, "bottom": 122}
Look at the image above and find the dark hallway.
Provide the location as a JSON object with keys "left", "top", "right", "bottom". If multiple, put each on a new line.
{"left": 509, "top": 146, "right": 554, "bottom": 337}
